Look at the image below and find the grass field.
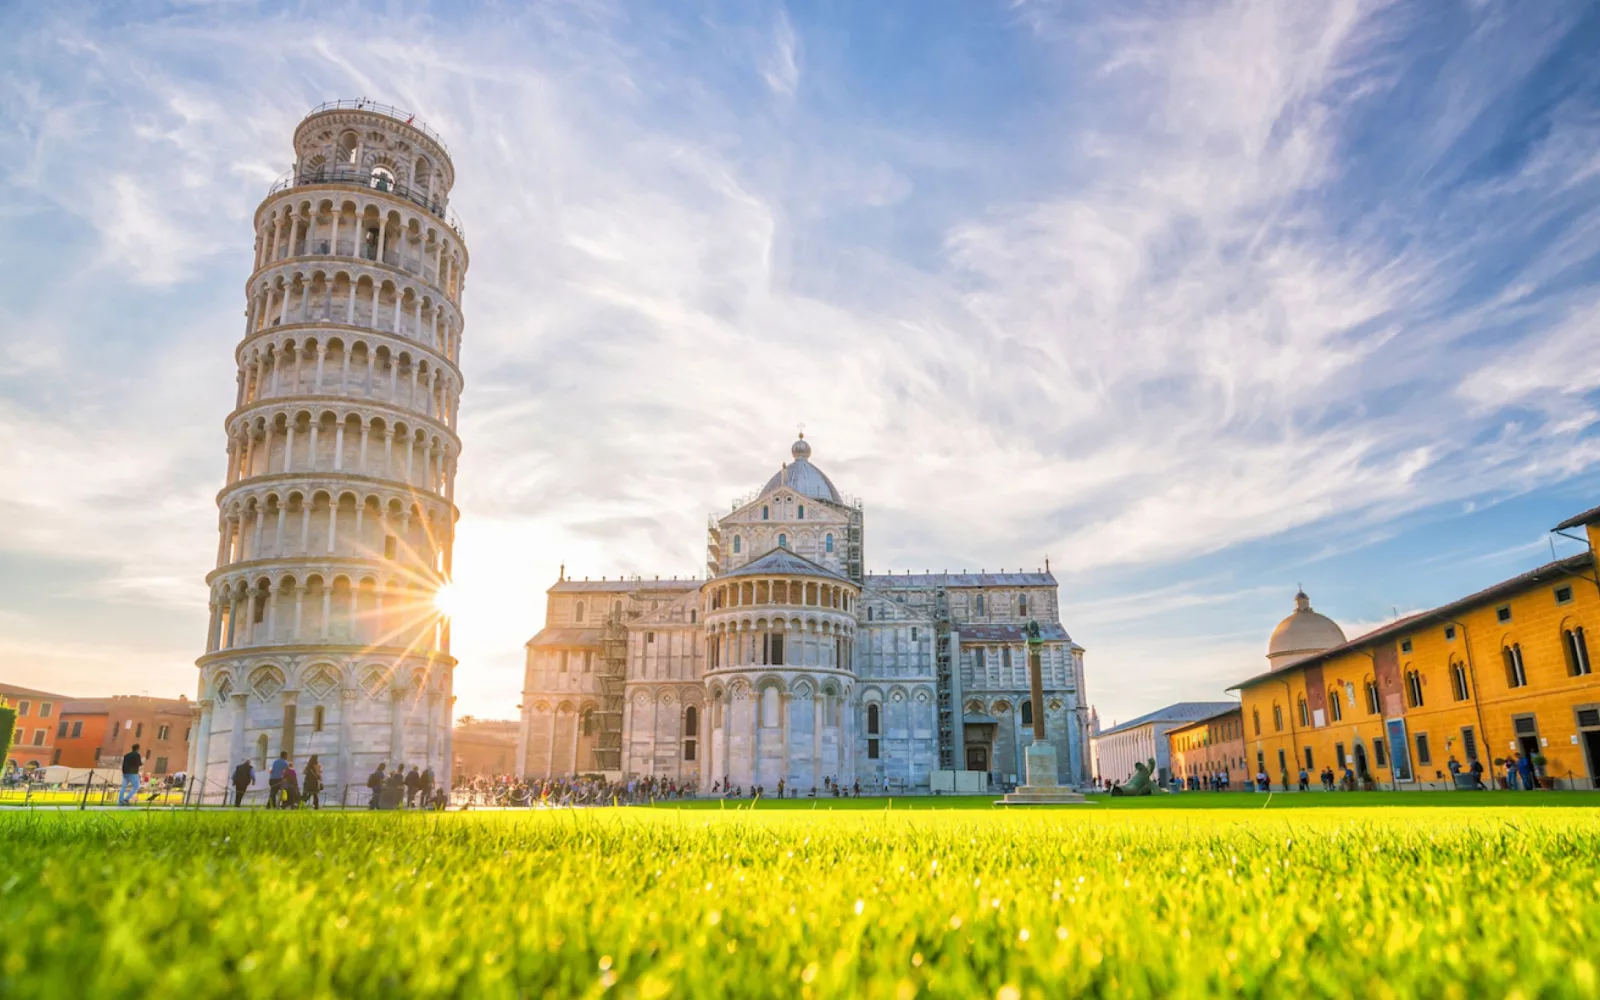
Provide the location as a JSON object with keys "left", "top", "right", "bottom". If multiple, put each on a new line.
{"left": 4, "top": 801, "right": 1599, "bottom": 998}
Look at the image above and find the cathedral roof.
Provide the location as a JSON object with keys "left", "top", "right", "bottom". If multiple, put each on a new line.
{"left": 866, "top": 571, "right": 1057, "bottom": 588}
{"left": 956, "top": 623, "right": 1075, "bottom": 644}
{"left": 548, "top": 579, "right": 701, "bottom": 593}
{"left": 719, "top": 547, "right": 853, "bottom": 583}
{"left": 525, "top": 628, "right": 603, "bottom": 648}
{"left": 761, "top": 435, "right": 843, "bottom": 503}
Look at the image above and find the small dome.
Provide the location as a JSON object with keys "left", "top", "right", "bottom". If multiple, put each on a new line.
{"left": 1267, "top": 589, "right": 1346, "bottom": 668}
{"left": 761, "top": 435, "right": 841, "bottom": 503}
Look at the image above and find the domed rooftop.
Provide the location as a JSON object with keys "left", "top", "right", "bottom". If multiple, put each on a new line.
{"left": 761, "top": 434, "right": 842, "bottom": 504}
{"left": 1267, "top": 590, "right": 1347, "bottom": 669}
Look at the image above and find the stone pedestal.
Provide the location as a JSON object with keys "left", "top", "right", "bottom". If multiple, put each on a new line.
{"left": 998, "top": 741, "right": 1087, "bottom": 805}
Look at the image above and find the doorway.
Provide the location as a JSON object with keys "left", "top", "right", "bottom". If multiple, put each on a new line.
{"left": 965, "top": 745, "right": 989, "bottom": 772}
{"left": 1353, "top": 744, "right": 1369, "bottom": 780}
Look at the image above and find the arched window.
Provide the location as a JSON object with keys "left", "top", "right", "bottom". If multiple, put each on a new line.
{"left": 313, "top": 705, "right": 325, "bottom": 733}
{"left": 1451, "top": 662, "right": 1470, "bottom": 701}
{"left": 1020, "top": 700, "right": 1033, "bottom": 726}
{"left": 574, "top": 601, "right": 585, "bottom": 623}
{"left": 762, "top": 505, "right": 769, "bottom": 520}
{"left": 1272, "top": 704, "right": 1283, "bottom": 732}
{"left": 732, "top": 535, "right": 741, "bottom": 554}
{"left": 370, "top": 166, "right": 395, "bottom": 192}
{"left": 338, "top": 131, "right": 359, "bottom": 165}
{"left": 1019, "top": 594, "right": 1028, "bottom": 617}
{"left": 866, "top": 703, "right": 880, "bottom": 736}
{"left": 976, "top": 594, "right": 985, "bottom": 615}
{"left": 798, "top": 504, "right": 804, "bottom": 519}
{"left": 581, "top": 709, "right": 595, "bottom": 736}
{"left": 612, "top": 600, "right": 623, "bottom": 620}
{"left": 778, "top": 533, "right": 787, "bottom": 548}
{"left": 1364, "top": 680, "right": 1381, "bottom": 715}
{"left": 256, "top": 733, "right": 269, "bottom": 769}
{"left": 1252, "top": 708, "right": 1261, "bottom": 736}
{"left": 1564, "top": 627, "right": 1592, "bottom": 676}
{"left": 1405, "top": 669, "right": 1425, "bottom": 706}
{"left": 1502, "top": 644, "right": 1527, "bottom": 688}
{"left": 684, "top": 706, "right": 698, "bottom": 761}
{"left": 1297, "top": 697, "right": 1309, "bottom": 727}
{"left": 1327, "top": 689, "right": 1342, "bottom": 722}
{"left": 825, "top": 534, "right": 834, "bottom": 553}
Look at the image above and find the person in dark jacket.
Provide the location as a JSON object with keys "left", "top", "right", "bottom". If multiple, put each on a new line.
{"left": 232, "top": 760, "right": 254, "bottom": 807}
{"left": 404, "top": 766, "right": 423, "bottom": 807}
{"left": 118, "top": 744, "right": 144, "bottom": 806}
{"left": 302, "top": 755, "right": 323, "bottom": 809}
{"left": 1518, "top": 753, "right": 1537, "bottom": 791}
{"left": 367, "top": 763, "right": 387, "bottom": 809}
{"left": 419, "top": 766, "right": 435, "bottom": 805}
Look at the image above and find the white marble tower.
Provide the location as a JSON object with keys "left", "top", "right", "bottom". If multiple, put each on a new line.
{"left": 189, "top": 101, "right": 468, "bottom": 803}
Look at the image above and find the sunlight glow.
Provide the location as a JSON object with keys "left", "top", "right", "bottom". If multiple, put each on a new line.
{"left": 433, "top": 582, "right": 463, "bottom": 619}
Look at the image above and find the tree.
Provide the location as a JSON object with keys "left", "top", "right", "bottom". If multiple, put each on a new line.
{"left": 456, "top": 715, "right": 478, "bottom": 728}
{"left": 0, "top": 704, "right": 16, "bottom": 772}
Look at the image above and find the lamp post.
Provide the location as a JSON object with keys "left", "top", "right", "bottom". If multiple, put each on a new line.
{"left": 997, "top": 620, "right": 1084, "bottom": 803}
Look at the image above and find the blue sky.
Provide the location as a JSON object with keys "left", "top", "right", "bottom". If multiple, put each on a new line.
{"left": 2, "top": 0, "right": 1599, "bottom": 726}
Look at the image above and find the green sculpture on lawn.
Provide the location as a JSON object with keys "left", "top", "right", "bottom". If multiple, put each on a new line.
{"left": 1112, "top": 758, "right": 1157, "bottom": 796}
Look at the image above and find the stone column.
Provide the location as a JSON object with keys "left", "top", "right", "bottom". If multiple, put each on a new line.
{"left": 545, "top": 707, "right": 558, "bottom": 779}
{"left": 389, "top": 687, "right": 406, "bottom": 766}
{"left": 751, "top": 688, "right": 762, "bottom": 789}
{"left": 191, "top": 699, "right": 214, "bottom": 805}
{"left": 425, "top": 692, "right": 440, "bottom": 772}
{"left": 227, "top": 693, "right": 249, "bottom": 778}
{"left": 338, "top": 687, "right": 357, "bottom": 804}
{"left": 515, "top": 703, "right": 532, "bottom": 778}
{"left": 281, "top": 690, "right": 299, "bottom": 762}
{"left": 812, "top": 693, "right": 823, "bottom": 790}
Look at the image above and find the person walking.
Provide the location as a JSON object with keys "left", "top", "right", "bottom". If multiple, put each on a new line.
{"left": 1297, "top": 767, "right": 1309, "bottom": 792}
{"left": 367, "top": 763, "right": 387, "bottom": 808}
{"left": 1469, "top": 758, "right": 1486, "bottom": 790}
{"left": 302, "top": 755, "right": 323, "bottom": 810}
{"left": 282, "top": 761, "right": 301, "bottom": 809}
{"left": 1504, "top": 756, "right": 1519, "bottom": 790}
{"left": 405, "top": 766, "right": 422, "bottom": 808}
{"left": 420, "top": 766, "right": 435, "bottom": 806}
{"left": 232, "top": 760, "right": 254, "bottom": 806}
{"left": 268, "top": 751, "right": 290, "bottom": 809}
{"left": 1517, "top": 753, "right": 1537, "bottom": 791}
{"left": 118, "top": 744, "right": 144, "bottom": 806}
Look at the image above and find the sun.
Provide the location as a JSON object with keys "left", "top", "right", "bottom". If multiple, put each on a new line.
{"left": 432, "top": 582, "right": 464, "bottom": 618}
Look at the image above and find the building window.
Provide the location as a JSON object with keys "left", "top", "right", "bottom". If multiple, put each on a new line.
{"left": 71, "top": 721, "right": 82, "bottom": 738}
{"left": 1373, "top": 737, "right": 1387, "bottom": 767}
{"left": 157, "top": 725, "right": 170, "bottom": 741}
{"left": 825, "top": 534, "right": 834, "bottom": 553}
{"left": 647, "top": 632, "right": 656, "bottom": 644}
{"left": 1272, "top": 704, "right": 1283, "bottom": 732}
{"left": 1020, "top": 700, "right": 1033, "bottom": 726}
{"left": 1451, "top": 662, "right": 1470, "bottom": 701}
{"left": 976, "top": 594, "right": 985, "bottom": 615}
{"left": 1503, "top": 644, "right": 1528, "bottom": 688}
{"left": 867, "top": 607, "right": 874, "bottom": 622}
{"left": 1297, "top": 697, "right": 1309, "bottom": 727}
{"left": 1461, "top": 726, "right": 1479, "bottom": 762}
{"left": 154, "top": 757, "right": 168, "bottom": 775}
{"left": 16, "top": 701, "right": 29, "bottom": 716}
{"left": 770, "top": 634, "right": 784, "bottom": 665}
{"left": 559, "top": 651, "right": 569, "bottom": 672}
{"left": 313, "top": 706, "right": 325, "bottom": 733}
{"left": 581, "top": 710, "right": 595, "bottom": 736}
{"left": 797, "top": 504, "right": 804, "bottom": 519}
{"left": 1019, "top": 594, "right": 1028, "bottom": 616}
{"left": 1415, "top": 732, "right": 1432, "bottom": 766}
{"left": 1002, "top": 647, "right": 1012, "bottom": 670}
{"left": 690, "top": 609, "right": 697, "bottom": 624}
{"left": 1335, "top": 742, "right": 1345, "bottom": 767}
{"left": 1365, "top": 680, "right": 1381, "bottom": 715}
{"left": 1276, "top": 748, "right": 1287, "bottom": 775}
{"left": 1328, "top": 690, "right": 1342, "bottom": 722}
{"left": 1303, "top": 747, "right": 1313, "bottom": 770}
{"left": 384, "top": 536, "right": 397, "bottom": 560}
{"left": 1555, "top": 584, "right": 1574, "bottom": 605}
{"left": 911, "top": 627, "right": 919, "bottom": 642}
{"left": 135, "top": 723, "right": 143, "bottom": 739}
{"left": 1444, "top": 625, "right": 1456, "bottom": 641}
{"left": 1400, "top": 639, "right": 1412, "bottom": 654}
{"left": 762, "top": 505, "right": 769, "bottom": 520}
{"left": 778, "top": 533, "right": 787, "bottom": 548}
{"left": 1404, "top": 670, "right": 1424, "bottom": 708}
{"left": 1496, "top": 605, "right": 1512, "bottom": 624}
{"left": 732, "top": 535, "right": 741, "bottom": 554}
{"left": 684, "top": 705, "right": 699, "bottom": 761}
{"left": 32, "top": 730, "right": 45, "bottom": 746}
{"left": 867, "top": 704, "right": 880, "bottom": 736}
{"left": 38, "top": 703, "right": 51, "bottom": 719}
{"left": 1252, "top": 708, "right": 1261, "bottom": 736}
{"left": 1564, "top": 627, "right": 1591, "bottom": 676}
{"left": 57, "top": 721, "right": 67, "bottom": 738}
{"left": 575, "top": 601, "right": 585, "bottom": 623}
{"left": 868, "top": 739, "right": 880, "bottom": 760}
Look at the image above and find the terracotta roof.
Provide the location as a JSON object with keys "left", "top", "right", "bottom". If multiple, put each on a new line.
{"left": 1228, "top": 552, "right": 1594, "bottom": 692}
{"left": 1554, "top": 504, "right": 1600, "bottom": 531}
{"left": 1164, "top": 706, "right": 1242, "bottom": 735}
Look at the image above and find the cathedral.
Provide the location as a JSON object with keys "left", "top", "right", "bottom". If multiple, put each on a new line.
{"left": 516, "top": 437, "right": 1092, "bottom": 793}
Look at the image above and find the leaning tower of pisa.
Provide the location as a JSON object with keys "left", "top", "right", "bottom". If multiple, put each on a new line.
{"left": 189, "top": 101, "right": 468, "bottom": 804}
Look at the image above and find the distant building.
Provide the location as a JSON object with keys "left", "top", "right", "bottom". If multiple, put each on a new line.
{"left": 1232, "top": 505, "right": 1600, "bottom": 789}
{"left": 452, "top": 719, "right": 520, "bottom": 778}
{"left": 1166, "top": 707, "right": 1246, "bottom": 789}
{"left": 1091, "top": 702, "right": 1237, "bottom": 786}
{"left": 56, "top": 696, "right": 195, "bottom": 775}
{"left": 1, "top": 684, "right": 69, "bottom": 771}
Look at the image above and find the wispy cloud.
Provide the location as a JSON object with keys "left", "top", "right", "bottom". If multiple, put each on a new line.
{"left": 1, "top": 0, "right": 1597, "bottom": 724}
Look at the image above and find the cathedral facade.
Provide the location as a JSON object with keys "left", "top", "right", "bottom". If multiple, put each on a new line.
{"left": 516, "top": 437, "right": 1092, "bottom": 793}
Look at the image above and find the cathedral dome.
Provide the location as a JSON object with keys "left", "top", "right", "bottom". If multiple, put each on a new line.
{"left": 1267, "top": 590, "right": 1347, "bottom": 668}
{"left": 761, "top": 435, "right": 842, "bottom": 503}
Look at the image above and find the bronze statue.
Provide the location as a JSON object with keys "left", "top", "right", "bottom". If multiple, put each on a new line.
{"left": 1111, "top": 758, "right": 1157, "bottom": 796}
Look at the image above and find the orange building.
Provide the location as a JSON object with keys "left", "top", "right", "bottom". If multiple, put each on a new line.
{"left": 54, "top": 700, "right": 112, "bottom": 768}
{"left": 1167, "top": 707, "right": 1247, "bottom": 790}
{"left": 1232, "top": 506, "right": 1600, "bottom": 790}
{"left": 1, "top": 683, "right": 69, "bottom": 770}
{"left": 452, "top": 719, "right": 520, "bottom": 778}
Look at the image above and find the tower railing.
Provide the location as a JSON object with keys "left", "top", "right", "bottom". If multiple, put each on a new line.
{"left": 267, "top": 167, "right": 466, "bottom": 240}
{"left": 303, "top": 99, "right": 449, "bottom": 152}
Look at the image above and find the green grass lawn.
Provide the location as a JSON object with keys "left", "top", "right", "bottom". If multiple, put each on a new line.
{"left": 4, "top": 805, "right": 1599, "bottom": 998}
{"left": 655, "top": 789, "right": 1600, "bottom": 810}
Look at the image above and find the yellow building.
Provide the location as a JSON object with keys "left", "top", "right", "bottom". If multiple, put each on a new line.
{"left": 1231, "top": 506, "right": 1600, "bottom": 790}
